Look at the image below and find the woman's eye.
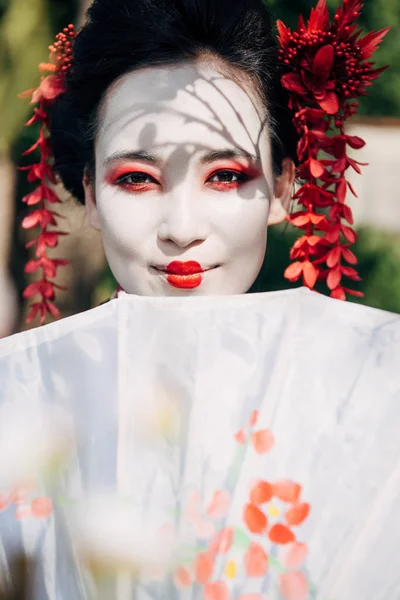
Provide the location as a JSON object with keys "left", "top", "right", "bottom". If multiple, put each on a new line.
{"left": 116, "top": 172, "right": 156, "bottom": 186}
{"left": 112, "top": 168, "right": 251, "bottom": 191}
{"left": 207, "top": 170, "right": 250, "bottom": 187}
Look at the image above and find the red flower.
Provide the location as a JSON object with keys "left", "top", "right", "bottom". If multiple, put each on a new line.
{"left": 30, "top": 75, "right": 65, "bottom": 104}
{"left": 25, "top": 300, "right": 60, "bottom": 324}
{"left": 244, "top": 542, "right": 269, "bottom": 577}
{"left": 277, "top": 0, "right": 389, "bottom": 299}
{"left": 23, "top": 280, "right": 56, "bottom": 301}
{"left": 26, "top": 230, "right": 68, "bottom": 257}
{"left": 31, "top": 497, "right": 53, "bottom": 518}
{"left": 289, "top": 235, "right": 321, "bottom": 261}
{"left": 251, "top": 429, "right": 275, "bottom": 454}
{"left": 22, "top": 208, "right": 60, "bottom": 230}
{"left": 282, "top": 45, "right": 339, "bottom": 115}
{"left": 22, "top": 186, "right": 62, "bottom": 206}
{"left": 268, "top": 523, "right": 296, "bottom": 545}
{"left": 19, "top": 163, "right": 56, "bottom": 184}
{"left": 195, "top": 551, "right": 215, "bottom": 584}
{"left": 273, "top": 481, "right": 302, "bottom": 504}
{"left": 279, "top": 571, "right": 309, "bottom": 600}
{"left": 250, "top": 481, "right": 273, "bottom": 505}
{"left": 285, "top": 503, "right": 311, "bottom": 527}
{"left": 25, "top": 257, "right": 69, "bottom": 279}
{"left": 204, "top": 581, "right": 230, "bottom": 600}
{"left": 243, "top": 503, "right": 268, "bottom": 534}
{"left": 284, "top": 260, "right": 319, "bottom": 289}
{"left": 24, "top": 107, "right": 48, "bottom": 126}
{"left": 282, "top": 542, "right": 308, "bottom": 570}
{"left": 19, "top": 25, "right": 75, "bottom": 325}
{"left": 234, "top": 410, "right": 275, "bottom": 455}
{"left": 278, "top": 0, "right": 389, "bottom": 110}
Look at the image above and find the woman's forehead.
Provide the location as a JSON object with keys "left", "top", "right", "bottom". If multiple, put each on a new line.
{"left": 97, "top": 63, "right": 270, "bottom": 161}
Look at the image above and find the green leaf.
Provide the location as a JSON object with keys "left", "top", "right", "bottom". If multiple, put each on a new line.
{"left": 232, "top": 528, "right": 251, "bottom": 550}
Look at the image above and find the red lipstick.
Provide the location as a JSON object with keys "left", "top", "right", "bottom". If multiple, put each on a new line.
{"left": 165, "top": 261, "right": 204, "bottom": 289}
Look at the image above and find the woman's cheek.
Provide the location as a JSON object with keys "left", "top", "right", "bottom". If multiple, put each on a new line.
{"left": 213, "top": 193, "right": 269, "bottom": 247}
{"left": 98, "top": 192, "right": 157, "bottom": 253}
{"left": 96, "top": 193, "right": 133, "bottom": 245}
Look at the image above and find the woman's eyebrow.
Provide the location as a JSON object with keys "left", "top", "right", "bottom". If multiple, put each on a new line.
{"left": 104, "top": 148, "right": 258, "bottom": 166}
{"left": 104, "top": 150, "right": 160, "bottom": 166}
{"left": 199, "top": 148, "right": 258, "bottom": 164}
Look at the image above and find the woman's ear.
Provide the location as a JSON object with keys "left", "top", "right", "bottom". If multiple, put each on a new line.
{"left": 83, "top": 169, "right": 101, "bottom": 230}
{"left": 267, "top": 158, "right": 296, "bottom": 226}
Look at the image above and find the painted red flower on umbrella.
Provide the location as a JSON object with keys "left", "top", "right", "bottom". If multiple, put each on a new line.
{"left": 241, "top": 477, "right": 311, "bottom": 600}
{"left": 278, "top": 0, "right": 389, "bottom": 300}
{"left": 171, "top": 409, "right": 313, "bottom": 600}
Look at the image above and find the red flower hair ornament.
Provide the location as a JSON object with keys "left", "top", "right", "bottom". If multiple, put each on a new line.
{"left": 277, "top": 0, "right": 389, "bottom": 300}
{"left": 19, "top": 25, "right": 76, "bottom": 324}
{"left": 19, "top": 0, "right": 389, "bottom": 324}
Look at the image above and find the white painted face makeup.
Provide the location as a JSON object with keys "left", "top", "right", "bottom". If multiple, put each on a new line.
{"left": 84, "top": 61, "right": 293, "bottom": 296}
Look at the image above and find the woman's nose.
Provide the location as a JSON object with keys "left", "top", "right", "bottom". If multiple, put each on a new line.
{"left": 157, "top": 193, "right": 208, "bottom": 248}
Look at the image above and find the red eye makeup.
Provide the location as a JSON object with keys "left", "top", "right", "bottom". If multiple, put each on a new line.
{"left": 104, "top": 156, "right": 260, "bottom": 193}
{"left": 205, "top": 161, "right": 260, "bottom": 190}
{"left": 105, "top": 164, "right": 159, "bottom": 191}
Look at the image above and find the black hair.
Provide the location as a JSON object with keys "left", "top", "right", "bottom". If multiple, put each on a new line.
{"left": 51, "top": 0, "right": 298, "bottom": 203}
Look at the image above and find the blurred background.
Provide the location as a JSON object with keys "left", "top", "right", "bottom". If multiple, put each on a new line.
{"left": 0, "top": 0, "right": 399, "bottom": 336}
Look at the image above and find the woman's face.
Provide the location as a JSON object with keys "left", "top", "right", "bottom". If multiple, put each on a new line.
{"left": 84, "top": 61, "right": 294, "bottom": 296}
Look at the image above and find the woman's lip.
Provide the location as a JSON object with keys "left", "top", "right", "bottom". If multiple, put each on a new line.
{"left": 166, "top": 260, "right": 204, "bottom": 275}
{"left": 167, "top": 272, "right": 203, "bottom": 289}
{"left": 152, "top": 265, "right": 217, "bottom": 289}
{"left": 153, "top": 265, "right": 217, "bottom": 277}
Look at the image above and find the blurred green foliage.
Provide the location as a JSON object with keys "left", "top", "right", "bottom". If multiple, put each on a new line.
{"left": 0, "top": 0, "right": 51, "bottom": 153}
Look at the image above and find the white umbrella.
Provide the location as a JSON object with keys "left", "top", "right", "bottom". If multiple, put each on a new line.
{"left": 0, "top": 287, "right": 399, "bottom": 600}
